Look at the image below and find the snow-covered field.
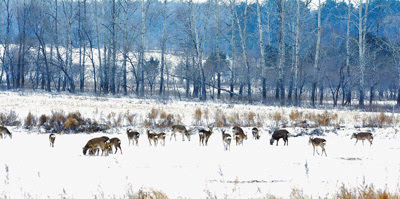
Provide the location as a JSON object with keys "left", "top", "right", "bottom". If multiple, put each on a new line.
{"left": 0, "top": 91, "right": 400, "bottom": 198}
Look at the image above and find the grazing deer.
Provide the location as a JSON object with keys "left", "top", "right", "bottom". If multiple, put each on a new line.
{"left": 147, "top": 130, "right": 158, "bottom": 146}
{"left": 157, "top": 132, "right": 166, "bottom": 146}
{"left": 221, "top": 130, "right": 232, "bottom": 151}
{"left": 351, "top": 132, "right": 373, "bottom": 146}
{"left": 170, "top": 125, "right": 191, "bottom": 141}
{"left": 107, "top": 138, "right": 122, "bottom": 154}
{"left": 309, "top": 137, "right": 327, "bottom": 156}
{"left": 0, "top": 126, "right": 12, "bottom": 139}
{"left": 199, "top": 126, "right": 213, "bottom": 146}
{"left": 252, "top": 127, "right": 260, "bottom": 140}
{"left": 49, "top": 133, "right": 56, "bottom": 147}
{"left": 99, "top": 136, "right": 110, "bottom": 142}
{"left": 270, "top": 129, "right": 289, "bottom": 146}
{"left": 127, "top": 129, "right": 140, "bottom": 146}
{"left": 83, "top": 137, "right": 109, "bottom": 156}
{"left": 233, "top": 126, "right": 247, "bottom": 146}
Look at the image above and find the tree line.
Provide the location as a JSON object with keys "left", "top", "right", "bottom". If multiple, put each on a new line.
{"left": 0, "top": 0, "right": 400, "bottom": 107}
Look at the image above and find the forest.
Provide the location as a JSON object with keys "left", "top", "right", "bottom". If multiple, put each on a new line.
{"left": 0, "top": 0, "right": 400, "bottom": 108}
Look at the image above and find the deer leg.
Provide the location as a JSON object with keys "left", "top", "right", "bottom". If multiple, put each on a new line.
{"left": 323, "top": 147, "right": 327, "bottom": 156}
{"left": 313, "top": 146, "right": 315, "bottom": 156}
{"left": 354, "top": 139, "right": 358, "bottom": 146}
{"left": 362, "top": 140, "right": 365, "bottom": 146}
{"left": 369, "top": 139, "right": 373, "bottom": 146}
{"left": 119, "top": 145, "right": 122, "bottom": 154}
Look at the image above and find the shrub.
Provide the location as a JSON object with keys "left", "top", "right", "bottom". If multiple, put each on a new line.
{"left": 214, "top": 109, "right": 227, "bottom": 127}
{"left": 227, "top": 112, "right": 240, "bottom": 126}
{"left": 49, "top": 111, "right": 66, "bottom": 132}
{"left": 39, "top": 114, "right": 48, "bottom": 127}
{"left": 194, "top": 108, "right": 202, "bottom": 125}
{"left": 0, "top": 110, "right": 21, "bottom": 126}
{"left": 272, "top": 111, "right": 282, "bottom": 127}
{"left": 159, "top": 112, "right": 174, "bottom": 128}
{"left": 125, "top": 111, "right": 137, "bottom": 126}
{"left": 316, "top": 111, "right": 337, "bottom": 127}
{"left": 246, "top": 111, "right": 256, "bottom": 127}
{"left": 24, "top": 112, "right": 37, "bottom": 129}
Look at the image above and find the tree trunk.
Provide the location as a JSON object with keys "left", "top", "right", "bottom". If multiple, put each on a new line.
{"left": 345, "top": 0, "right": 352, "bottom": 106}
{"left": 277, "top": 0, "right": 286, "bottom": 106}
{"left": 312, "top": 0, "right": 322, "bottom": 107}
{"left": 160, "top": 0, "right": 167, "bottom": 96}
{"left": 257, "top": 0, "right": 266, "bottom": 104}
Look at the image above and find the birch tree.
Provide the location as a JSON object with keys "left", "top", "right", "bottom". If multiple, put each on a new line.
{"left": 357, "top": 0, "right": 369, "bottom": 106}
{"left": 277, "top": 0, "right": 285, "bottom": 105}
{"left": 311, "top": 0, "right": 322, "bottom": 107}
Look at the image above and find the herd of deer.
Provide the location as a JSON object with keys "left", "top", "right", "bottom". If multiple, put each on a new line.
{"left": 0, "top": 125, "right": 375, "bottom": 157}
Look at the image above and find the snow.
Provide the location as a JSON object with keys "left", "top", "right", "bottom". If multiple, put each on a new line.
{"left": 0, "top": 91, "right": 400, "bottom": 198}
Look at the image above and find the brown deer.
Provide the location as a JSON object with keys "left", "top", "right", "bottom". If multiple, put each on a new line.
{"left": 170, "top": 125, "right": 191, "bottom": 141}
{"left": 107, "top": 138, "right": 122, "bottom": 154}
{"left": 49, "top": 133, "right": 56, "bottom": 147}
{"left": 99, "top": 136, "right": 110, "bottom": 142}
{"left": 147, "top": 130, "right": 158, "bottom": 146}
{"left": 199, "top": 126, "right": 213, "bottom": 146}
{"left": 233, "top": 126, "right": 247, "bottom": 146}
{"left": 127, "top": 129, "right": 140, "bottom": 146}
{"left": 351, "top": 132, "right": 373, "bottom": 146}
{"left": 221, "top": 130, "right": 232, "bottom": 151}
{"left": 309, "top": 137, "right": 327, "bottom": 156}
{"left": 157, "top": 132, "right": 166, "bottom": 146}
{"left": 0, "top": 126, "right": 12, "bottom": 139}
{"left": 270, "top": 129, "right": 289, "bottom": 146}
{"left": 252, "top": 127, "right": 260, "bottom": 140}
{"left": 83, "top": 137, "right": 109, "bottom": 156}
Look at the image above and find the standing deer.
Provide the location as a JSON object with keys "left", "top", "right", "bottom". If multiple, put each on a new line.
{"left": 49, "top": 133, "right": 56, "bottom": 147}
{"left": 351, "top": 132, "right": 373, "bottom": 146}
{"left": 170, "top": 125, "right": 191, "bottom": 141}
{"left": 221, "top": 130, "right": 232, "bottom": 151}
{"left": 157, "top": 132, "right": 166, "bottom": 146}
{"left": 127, "top": 129, "right": 140, "bottom": 146}
{"left": 83, "top": 137, "right": 109, "bottom": 156}
{"left": 147, "top": 130, "right": 158, "bottom": 146}
{"left": 233, "top": 126, "right": 247, "bottom": 146}
{"left": 0, "top": 126, "right": 12, "bottom": 139}
{"left": 199, "top": 126, "right": 213, "bottom": 146}
{"left": 270, "top": 129, "right": 289, "bottom": 146}
{"left": 252, "top": 127, "right": 260, "bottom": 140}
{"left": 309, "top": 137, "right": 327, "bottom": 156}
{"left": 107, "top": 138, "right": 122, "bottom": 154}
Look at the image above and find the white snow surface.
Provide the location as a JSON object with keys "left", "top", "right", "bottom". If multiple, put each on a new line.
{"left": 0, "top": 91, "right": 399, "bottom": 198}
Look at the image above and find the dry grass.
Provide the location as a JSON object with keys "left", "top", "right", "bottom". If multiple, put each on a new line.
{"left": 126, "top": 187, "right": 169, "bottom": 199}
{"left": 336, "top": 183, "right": 400, "bottom": 199}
